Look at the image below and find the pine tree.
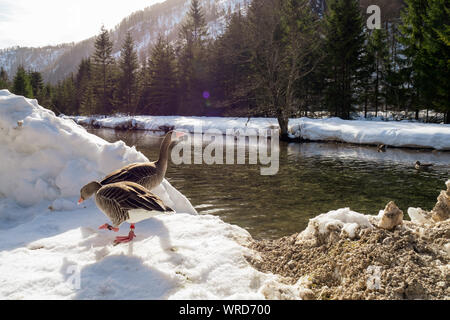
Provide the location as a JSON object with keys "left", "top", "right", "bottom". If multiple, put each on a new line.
{"left": 92, "top": 25, "right": 115, "bottom": 114}
{"left": 323, "top": 0, "right": 365, "bottom": 119}
{"left": 423, "top": 0, "right": 449, "bottom": 122}
{"left": 357, "top": 40, "right": 375, "bottom": 118}
{"left": 208, "top": 11, "right": 254, "bottom": 111}
{"left": 137, "top": 58, "right": 151, "bottom": 114}
{"left": 118, "top": 32, "right": 139, "bottom": 114}
{"left": 76, "top": 58, "right": 94, "bottom": 115}
{"left": 181, "top": 0, "right": 208, "bottom": 47}
{"left": 0, "top": 67, "right": 9, "bottom": 90}
{"left": 52, "top": 75, "right": 77, "bottom": 115}
{"left": 12, "top": 66, "right": 34, "bottom": 98}
{"left": 147, "top": 35, "right": 178, "bottom": 115}
{"left": 383, "top": 24, "right": 410, "bottom": 114}
{"left": 29, "top": 71, "right": 44, "bottom": 101}
{"left": 40, "top": 83, "right": 54, "bottom": 110}
{"left": 177, "top": 0, "right": 209, "bottom": 115}
{"left": 79, "top": 85, "right": 96, "bottom": 116}
{"left": 399, "top": 0, "right": 427, "bottom": 119}
{"left": 401, "top": 0, "right": 449, "bottom": 122}
{"left": 367, "top": 29, "right": 389, "bottom": 117}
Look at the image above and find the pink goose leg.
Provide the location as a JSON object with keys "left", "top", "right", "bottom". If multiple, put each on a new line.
{"left": 99, "top": 224, "right": 119, "bottom": 232}
{"left": 113, "top": 224, "right": 136, "bottom": 245}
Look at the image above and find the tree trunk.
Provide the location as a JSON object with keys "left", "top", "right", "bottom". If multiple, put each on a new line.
{"left": 445, "top": 111, "right": 450, "bottom": 124}
{"left": 277, "top": 115, "right": 290, "bottom": 141}
{"left": 375, "top": 67, "right": 379, "bottom": 118}
{"left": 364, "top": 94, "right": 368, "bottom": 118}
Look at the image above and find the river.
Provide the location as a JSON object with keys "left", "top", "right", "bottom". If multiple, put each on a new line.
{"left": 89, "top": 128, "right": 450, "bottom": 240}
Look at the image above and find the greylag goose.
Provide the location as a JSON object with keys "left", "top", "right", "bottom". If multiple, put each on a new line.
{"left": 78, "top": 181, "right": 173, "bottom": 245}
{"left": 377, "top": 144, "right": 387, "bottom": 152}
{"left": 100, "top": 131, "right": 185, "bottom": 191}
{"left": 415, "top": 161, "right": 433, "bottom": 170}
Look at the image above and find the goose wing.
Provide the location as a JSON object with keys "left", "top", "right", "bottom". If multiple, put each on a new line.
{"left": 100, "top": 163, "right": 158, "bottom": 186}
{"left": 98, "top": 182, "right": 173, "bottom": 214}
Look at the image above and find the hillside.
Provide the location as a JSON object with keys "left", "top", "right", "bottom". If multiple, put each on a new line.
{"left": 0, "top": 0, "right": 250, "bottom": 84}
{"left": 0, "top": 0, "right": 403, "bottom": 84}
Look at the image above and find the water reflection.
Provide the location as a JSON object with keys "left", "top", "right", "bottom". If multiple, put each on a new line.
{"left": 89, "top": 129, "right": 450, "bottom": 240}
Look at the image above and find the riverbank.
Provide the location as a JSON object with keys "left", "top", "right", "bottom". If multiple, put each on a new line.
{"left": 65, "top": 115, "right": 450, "bottom": 150}
{"left": 248, "top": 183, "right": 450, "bottom": 300}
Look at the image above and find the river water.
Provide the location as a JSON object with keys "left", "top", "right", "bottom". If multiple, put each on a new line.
{"left": 89, "top": 128, "right": 450, "bottom": 240}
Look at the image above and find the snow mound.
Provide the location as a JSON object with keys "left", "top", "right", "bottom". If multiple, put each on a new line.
{"left": 0, "top": 90, "right": 195, "bottom": 214}
{"left": 298, "top": 208, "right": 374, "bottom": 243}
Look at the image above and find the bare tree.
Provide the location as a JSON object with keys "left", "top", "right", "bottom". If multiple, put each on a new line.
{"left": 246, "top": 0, "right": 323, "bottom": 139}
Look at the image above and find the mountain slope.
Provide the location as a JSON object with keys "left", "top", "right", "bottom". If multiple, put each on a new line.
{"left": 0, "top": 0, "right": 250, "bottom": 84}
{"left": 0, "top": 0, "right": 404, "bottom": 84}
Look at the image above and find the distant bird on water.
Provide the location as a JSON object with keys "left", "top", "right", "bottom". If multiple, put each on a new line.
{"left": 377, "top": 144, "right": 387, "bottom": 152}
{"left": 415, "top": 161, "right": 433, "bottom": 170}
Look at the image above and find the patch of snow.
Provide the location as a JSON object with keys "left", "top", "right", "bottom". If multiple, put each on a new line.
{"left": 0, "top": 208, "right": 298, "bottom": 299}
{"left": 366, "top": 265, "right": 382, "bottom": 290}
{"left": 299, "top": 208, "right": 374, "bottom": 241}
{"left": 407, "top": 208, "right": 431, "bottom": 225}
{"left": 445, "top": 243, "right": 450, "bottom": 258}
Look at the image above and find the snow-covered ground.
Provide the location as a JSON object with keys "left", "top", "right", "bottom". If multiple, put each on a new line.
{"left": 0, "top": 90, "right": 305, "bottom": 299}
{"left": 65, "top": 114, "right": 450, "bottom": 150}
{"left": 1, "top": 91, "right": 448, "bottom": 300}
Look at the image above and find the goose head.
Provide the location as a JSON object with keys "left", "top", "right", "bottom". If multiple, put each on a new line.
{"left": 165, "top": 130, "right": 187, "bottom": 145}
{"left": 158, "top": 131, "right": 186, "bottom": 161}
{"left": 78, "top": 181, "right": 102, "bottom": 204}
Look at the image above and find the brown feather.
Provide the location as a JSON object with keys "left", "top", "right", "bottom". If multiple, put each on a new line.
{"left": 99, "top": 132, "right": 176, "bottom": 191}
{"left": 95, "top": 181, "right": 173, "bottom": 227}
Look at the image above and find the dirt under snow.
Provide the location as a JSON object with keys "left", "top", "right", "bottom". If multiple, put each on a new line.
{"left": 247, "top": 216, "right": 449, "bottom": 300}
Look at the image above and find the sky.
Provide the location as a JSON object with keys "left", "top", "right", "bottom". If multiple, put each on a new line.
{"left": 0, "top": 0, "right": 164, "bottom": 49}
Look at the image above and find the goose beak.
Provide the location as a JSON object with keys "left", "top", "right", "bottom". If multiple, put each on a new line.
{"left": 175, "top": 131, "right": 186, "bottom": 139}
{"left": 78, "top": 197, "right": 84, "bottom": 205}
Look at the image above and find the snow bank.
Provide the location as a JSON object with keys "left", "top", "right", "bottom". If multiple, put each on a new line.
{"left": 0, "top": 90, "right": 194, "bottom": 213}
{"left": 0, "top": 207, "right": 297, "bottom": 299}
{"left": 66, "top": 115, "right": 278, "bottom": 136}
{"left": 0, "top": 91, "right": 300, "bottom": 300}
{"left": 299, "top": 208, "right": 374, "bottom": 242}
{"left": 291, "top": 118, "right": 450, "bottom": 151}
{"left": 66, "top": 114, "right": 450, "bottom": 150}
{"left": 0, "top": 91, "right": 143, "bottom": 207}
